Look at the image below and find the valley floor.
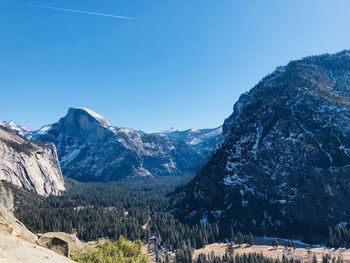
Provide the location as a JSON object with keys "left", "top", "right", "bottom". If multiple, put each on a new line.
{"left": 146, "top": 241, "right": 350, "bottom": 263}
{"left": 193, "top": 243, "right": 350, "bottom": 263}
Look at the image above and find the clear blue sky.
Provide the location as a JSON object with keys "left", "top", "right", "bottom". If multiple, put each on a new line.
{"left": 1, "top": 0, "right": 349, "bottom": 131}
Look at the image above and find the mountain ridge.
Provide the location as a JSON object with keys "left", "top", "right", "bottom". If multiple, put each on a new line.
{"left": 172, "top": 50, "right": 350, "bottom": 241}
{"left": 4, "top": 107, "right": 221, "bottom": 182}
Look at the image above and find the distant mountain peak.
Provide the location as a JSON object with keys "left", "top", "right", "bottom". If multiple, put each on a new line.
{"left": 1, "top": 121, "right": 32, "bottom": 137}
{"left": 3, "top": 106, "right": 222, "bottom": 182}
{"left": 64, "top": 107, "right": 111, "bottom": 129}
{"left": 27, "top": 108, "right": 222, "bottom": 181}
{"left": 166, "top": 127, "right": 179, "bottom": 133}
{"left": 78, "top": 107, "right": 111, "bottom": 127}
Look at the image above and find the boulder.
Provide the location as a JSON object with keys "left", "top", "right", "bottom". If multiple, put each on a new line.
{"left": 37, "top": 232, "right": 84, "bottom": 257}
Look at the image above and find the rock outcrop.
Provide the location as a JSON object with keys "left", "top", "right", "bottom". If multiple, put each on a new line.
{"left": 37, "top": 232, "right": 84, "bottom": 257}
{"left": 0, "top": 198, "right": 75, "bottom": 262}
{"left": 0, "top": 126, "right": 65, "bottom": 196}
{"left": 0, "top": 201, "right": 38, "bottom": 244}
{"left": 0, "top": 184, "right": 14, "bottom": 211}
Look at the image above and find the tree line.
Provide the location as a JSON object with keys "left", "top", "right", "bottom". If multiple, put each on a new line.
{"left": 6, "top": 178, "right": 223, "bottom": 249}
{"left": 328, "top": 226, "right": 350, "bottom": 248}
{"left": 6, "top": 177, "right": 349, "bottom": 252}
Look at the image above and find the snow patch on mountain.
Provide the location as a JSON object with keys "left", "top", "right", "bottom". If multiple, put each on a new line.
{"left": 2, "top": 121, "right": 32, "bottom": 137}
{"left": 14, "top": 108, "right": 222, "bottom": 181}
{"left": 80, "top": 107, "right": 111, "bottom": 127}
{"left": 37, "top": 124, "right": 52, "bottom": 134}
{"left": 173, "top": 50, "right": 350, "bottom": 238}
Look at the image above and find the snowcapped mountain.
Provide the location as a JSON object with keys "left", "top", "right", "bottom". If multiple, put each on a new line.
{"left": 26, "top": 107, "right": 221, "bottom": 182}
{"left": 172, "top": 50, "right": 350, "bottom": 240}
{"left": 1, "top": 121, "right": 32, "bottom": 137}
{"left": 154, "top": 127, "right": 222, "bottom": 159}
{"left": 0, "top": 126, "right": 65, "bottom": 196}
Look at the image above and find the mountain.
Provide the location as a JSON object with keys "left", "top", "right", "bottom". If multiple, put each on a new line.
{"left": 31, "top": 107, "right": 221, "bottom": 182}
{"left": 172, "top": 50, "right": 350, "bottom": 240}
{"left": 1, "top": 121, "right": 32, "bottom": 137}
{"left": 154, "top": 127, "right": 222, "bottom": 159}
{"left": 0, "top": 125, "right": 65, "bottom": 196}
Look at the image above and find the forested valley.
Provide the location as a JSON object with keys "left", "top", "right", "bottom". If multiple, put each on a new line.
{"left": 5, "top": 177, "right": 224, "bottom": 250}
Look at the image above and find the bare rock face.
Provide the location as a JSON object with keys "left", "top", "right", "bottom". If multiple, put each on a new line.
{"left": 37, "top": 232, "right": 84, "bottom": 258}
{"left": 173, "top": 51, "right": 350, "bottom": 239}
{"left": 0, "top": 184, "right": 34, "bottom": 241}
{"left": 0, "top": 202, "right": 38, "bottom": 243}
{"left": 0, "top": 126, "right": 65, "bottom": 196}
{"left": 0, "top": 201, "right": 75, "bottom": 263}
{"left": 0, "top": 185, "right": 14, "bottom": 211}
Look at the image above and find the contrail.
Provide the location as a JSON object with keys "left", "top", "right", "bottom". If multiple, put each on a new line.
{"left": 0, "top": 1, "right": 134, "bottom": 20}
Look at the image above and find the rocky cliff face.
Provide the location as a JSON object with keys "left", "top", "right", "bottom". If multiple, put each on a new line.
{"left": 0, "top": 126, "right": 65, "bottom": 196}
{"left": 33, "top": 108, "right": 221, "bottom": 182}
{"left": 172, "top": 51, "right": 350, "bottom": 238}
{"left": 0, "top": 184, "right": 75, "bottom": 263}
{"left": 0, "top": 184, "right": 14, "bottom": 211}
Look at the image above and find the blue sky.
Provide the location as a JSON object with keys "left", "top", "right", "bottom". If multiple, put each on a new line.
{"left": 1, "top": 0, "right": 349, "bottom": 131}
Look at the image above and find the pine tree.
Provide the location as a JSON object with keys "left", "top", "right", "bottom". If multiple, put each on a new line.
{"left": 249, "top": 233, "right": 254, "bottom": 246}
{"left": 291, "top": 240, "right": 296, "bottom": 251}
{"left": 272, "top": 238, "right": 279, "bottom": 249}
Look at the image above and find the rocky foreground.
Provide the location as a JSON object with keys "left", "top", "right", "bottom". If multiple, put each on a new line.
{"left": 0, "top": 229, "right": 75, "bottom": 263}
{"left": 0, "top": 185, "right": 75, "bottom": 263}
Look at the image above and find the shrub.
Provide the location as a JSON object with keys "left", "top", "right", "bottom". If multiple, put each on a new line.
{"left": 72, "top": 236, "right": 148, "bottom": 263}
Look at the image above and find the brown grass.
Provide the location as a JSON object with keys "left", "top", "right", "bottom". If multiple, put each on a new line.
{"left": 193, "top": 243, "right": 350, "bottom": 263}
